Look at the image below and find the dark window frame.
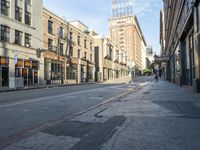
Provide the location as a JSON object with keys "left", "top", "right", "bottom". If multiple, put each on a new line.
{"left": 60, "top": 43, "right": 64, "bottom": 55}
{"left": 90, "top": 54, "right": 92, "bottom": 62}
{"left": 1, "top": 25, "right": 10, "bottom": 42}
{"left": 15, "top": 30, "right": 22, "bottom": 45}
{"left": 25, "top": 33, "right": 31, "bottom": 47}
{"left": 48, "top": 38, "right": 53, "bottom": 50}
{"left": 1, "top": 0, "right": 10, "bottom": 16}
{"left": 69, "top": 46, "right": 73, "bottom": 57}
{"left": 84, "top": 39, "right": 87, "bottom": 49}
{"left": 25, "top": 11, "right": 31, "bottom": 25}
{"left": 59, "top": 27, "right": 64, "bottom": 39}
{"left": 15, "top": 5, "right": 22, "bottom": 22}
{"left": 48, "top": 20, "right": 53, "bottom": 34}
{"left": 78, "top": 49, "right": 81, "bottom": 58}
{"left": 90, "top": 42, "right": 93, "bottom": 51}
{"left": 84, "top": 52, "right": 87, "bottom": 60}
{"left": 78, "top": 35, "right": 81, "bottom": 46}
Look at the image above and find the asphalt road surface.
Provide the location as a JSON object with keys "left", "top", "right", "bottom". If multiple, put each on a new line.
{"left": 0, "top": 81, "right": 143, "bottom": 149}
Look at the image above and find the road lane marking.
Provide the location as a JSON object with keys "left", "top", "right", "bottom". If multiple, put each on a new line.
{"left": 0, "top": 84, "right": 132, "bottom": 108}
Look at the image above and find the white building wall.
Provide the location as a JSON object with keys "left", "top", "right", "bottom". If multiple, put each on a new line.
{"left": 0, "top": 0, "right": 44, "bottom": 88}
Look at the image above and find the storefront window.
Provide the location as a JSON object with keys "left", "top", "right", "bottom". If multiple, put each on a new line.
{"left": 50, "top": 61, "right": 63, "bottom": 80}
{"left": 88, "top": 67, "right": 93, "bottom": 80}
{"left": 66, "top": 64, "right": 77, "bottom": 80}
{"left": 15, "top": 68, "right": 21, "bottom": 77}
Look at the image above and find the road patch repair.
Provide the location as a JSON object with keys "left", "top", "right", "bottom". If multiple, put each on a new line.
{"left": 4, "top": 116, "right": 126, "bottom": 150}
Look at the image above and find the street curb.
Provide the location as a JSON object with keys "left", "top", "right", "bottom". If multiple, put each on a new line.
{"left": 0, "top": 82, "right": 100, "bottom": 93}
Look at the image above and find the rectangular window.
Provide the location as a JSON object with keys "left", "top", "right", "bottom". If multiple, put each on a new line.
{"left": 84, "top": 52, "right": 87, "bottom": 60}
{"left": 78, "top": 49, "right": 81, "bottom": 58}
{"left": 15, "top": 6, "right": 22, "bottom": 22}
{"left": 90, "top": 54, "right": 92, "bottom": 62}
{"left": 48, "top": 39, "right": 53, "bottom": 50}
{"left": 69, "top": 32, "right": 73, "bottom": 40}
{"left": 69, "top": 47, "right": 73, "bottom": 57}
{"left": 1, "top": 25, "right": 10, "bottom": 42}
{"left": 48, "top": 20, "right": 53, "bottom": 34}
{"left": 84, "top": 39, "right": 87, "bottom": 49}
{"left": 59, "top": 27, "right": 64, "bottom": 39}
{"left": 1, "top": 0, "right": 10, "bottom": 16}
{"left": 25, "top": 33, "right": 31, "bottom": 47}
{"left": 78, "top": 35, "right": 81, "bottom": 46}
{"left": 15, "top": 30, "right": 22, "bottom": 45}
{"left": 25, "top": 11, "right": 31, "bottom": 25}
{"left": 90, "top": 42, "right": 93, "bottom": 51}
{"left": 60, "top": 43, "right": 64, "bottom": 55}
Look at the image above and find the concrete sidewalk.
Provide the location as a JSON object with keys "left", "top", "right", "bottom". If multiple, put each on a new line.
{"left": 100, "top": 79, "right": 200, "bottom": 150}
{"left": 3, "top": 79, "right": 200, "bottom": 150}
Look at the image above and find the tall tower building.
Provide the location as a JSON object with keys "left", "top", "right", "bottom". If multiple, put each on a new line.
{"left": 110, "top": 0, "right": 147, "bottom": 76}
{"left": 112, "top": 0, "right": 133, "bottom": 18}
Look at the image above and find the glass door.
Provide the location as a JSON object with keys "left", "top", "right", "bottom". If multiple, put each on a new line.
{"left": 2, "top": 67, "right": 9, "bottom": 86}
{"left": 28, "top": 69, "right": 33, "bottom": 85}
{"left": 34, "top": 70, "right": 38, "bottom": 84}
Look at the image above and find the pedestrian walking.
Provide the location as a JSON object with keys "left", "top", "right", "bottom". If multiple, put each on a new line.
{"left": 154, "top": 69, "right": 159, "bottom": 80}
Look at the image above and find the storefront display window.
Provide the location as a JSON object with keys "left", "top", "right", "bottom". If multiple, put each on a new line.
{"left": 15, "top": 68, "right": 21, "bottom": 77}
{"left": 66, "top": 64, "right": 77, "bottom": 80}
{"left": 88, "top": 67, "right": 93, "bottom": 80}
{"left": 50, "top": 61, "right": 64, "bottom": 80}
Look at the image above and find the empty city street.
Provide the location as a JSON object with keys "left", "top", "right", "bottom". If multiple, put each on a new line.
{"left": 1, "top": 76, "right": 200, "bottom": 150}
{"left": 0, "top": 79, "right": 141, "bottom": 149}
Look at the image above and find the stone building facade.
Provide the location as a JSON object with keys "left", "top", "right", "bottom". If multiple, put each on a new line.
{"left": 109, "top": 16, "right": 146, "bottom": 76}
{"left": 42, "top": 9, "right": 95, "bottom": 84}
{"left": 0, "top": 0, "right": 44, "bottom": 89}
{"left": 93, "top": 34, "right": 128, "bottom": 82}
{"left": 162, "top": 0, "right": 200, "bottom": 91}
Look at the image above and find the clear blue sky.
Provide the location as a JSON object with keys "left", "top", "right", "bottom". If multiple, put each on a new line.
{"left": 43, "top": 0, "right": 163, "bottom": 54}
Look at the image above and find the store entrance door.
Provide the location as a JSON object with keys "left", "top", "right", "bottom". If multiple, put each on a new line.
{"left": 34, "top": 70, "right": 38, "bottom": 84}
{"left": 28, "top": 69, "right": 33, "bottom": 85}
{"left": 2, "top": 67, "right": 9, "bottom": 86}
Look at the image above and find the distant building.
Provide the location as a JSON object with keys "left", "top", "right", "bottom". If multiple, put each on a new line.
{"left": 0, "top": 0, "right": 44, "bottom": 89}
{"left": 112, "top": 0, "right": 133, "bottom": 18}
{"left": 110, "top": 15, "right": 147, "bottom": 76}
{"left": 110, "top": 0, "right": 147, "bottom": 76}
{"left": 93, "top": 34, "right": 128, "bottom": 82}
{"left": 145, "top": 46, "right": 154, "bottom": 69}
